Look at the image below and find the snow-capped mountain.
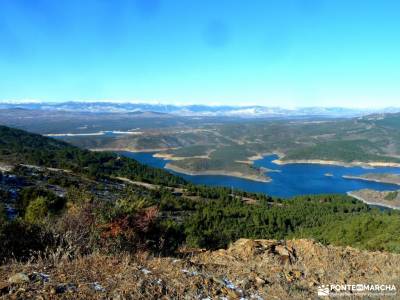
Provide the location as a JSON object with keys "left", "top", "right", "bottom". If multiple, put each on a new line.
{"left": 0, "top": 101, "right": 398, "bottom": 118}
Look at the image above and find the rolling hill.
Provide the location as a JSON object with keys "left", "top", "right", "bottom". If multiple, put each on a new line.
{"left": 1, "top": 125, "right": 400, "bottom": 298}
{"left": 0, "top": 125, "right": 185, "bottom": 186}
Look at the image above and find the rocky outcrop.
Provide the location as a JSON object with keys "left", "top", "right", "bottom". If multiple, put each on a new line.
{"left": 191, "top": 239, "right": 400, "bottom": 298}
{"left": 1, "top": 239, "right": 399, "bottom": 299}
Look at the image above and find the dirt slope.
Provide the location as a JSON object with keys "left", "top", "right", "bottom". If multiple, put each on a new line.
{"left": 1, "top": 239, "right": 399, "bottom": 299}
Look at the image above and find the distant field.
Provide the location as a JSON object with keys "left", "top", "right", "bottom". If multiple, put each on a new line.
{"left": 2, "top": 109, "right": 400, "bottom": 180}
{"left": 164, "top": 145, "right": 211, "bottom": 157}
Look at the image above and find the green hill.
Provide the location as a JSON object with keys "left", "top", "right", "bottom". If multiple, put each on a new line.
{"left": 1, "top": 125, "right": 400, "bottom": 264}
{"left": 0, "top": 125, "right": 185, "bottom": 186}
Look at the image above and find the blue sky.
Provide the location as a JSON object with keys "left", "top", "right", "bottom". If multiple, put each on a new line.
{"left": 1, "top": 0, "right": 400, "bottom": 107}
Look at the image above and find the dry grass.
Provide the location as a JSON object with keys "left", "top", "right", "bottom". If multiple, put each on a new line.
{"left": 1, "top": 239, "right": 400, "bottom": 299}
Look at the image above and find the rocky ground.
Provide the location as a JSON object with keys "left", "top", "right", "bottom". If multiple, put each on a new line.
{"left": 1, "top": 239, "right": 399, "bottom": 299}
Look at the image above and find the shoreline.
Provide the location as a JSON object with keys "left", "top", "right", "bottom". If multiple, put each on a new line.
{"left": 343, "top": 175, "right": 400, "bottom": 186}
{"left": 91, "top": 148, "right": 272, "bottom": 182}
{"left": 94, "top": 147, "right": 400, "bottom": 169}
{"left": 45, "top": 131, "right": 143, "bottom": 137}
{"left": 153, "top": 152, "right": 210, "bottom": 160}
{"left": 90, "top": 147, "right": 179, "bottom": 153}
{"left": 273, "top": 158, "right": 400, "bottom": 168}
{"left": 347, "top": 191, "right": 400, "bottom": 210}
{"left": 92, "top": 148, "right": 400, "bottom": 183}
{"left": 164, "top": 163, "right": 271, "bottom": 183}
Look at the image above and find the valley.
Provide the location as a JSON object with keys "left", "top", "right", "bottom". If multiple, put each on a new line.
{"left": 2, "top": 108, "right": 400, "bottom": 208}
{"left": 4, "top": 1, "right": 400, "bottom": 297}
{"left": 1, "top": 123, "right": 400, "bottom": 298}
{"left": 121, "top": 152, "right": 400, "bottom": 207}
{"left": 63, "top": 115, "right": 400, "bottom": 174}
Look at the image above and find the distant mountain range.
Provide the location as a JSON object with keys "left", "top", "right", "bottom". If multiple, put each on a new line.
{"left": 1, "top": 101, "right": 399, "bottom": 118}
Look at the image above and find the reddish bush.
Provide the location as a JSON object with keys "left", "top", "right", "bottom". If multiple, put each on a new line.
{"left": 98, "top": 206, "right": 159, "bottom": 252}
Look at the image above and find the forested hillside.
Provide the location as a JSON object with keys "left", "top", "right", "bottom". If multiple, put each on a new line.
{"left": 1, "top": 125, "right": 400, "bottom": 261}
{"left": 0, "top": 125, "right": 185, "bottom": 186}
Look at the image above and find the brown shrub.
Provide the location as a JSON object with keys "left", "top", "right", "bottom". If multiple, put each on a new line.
{"left": 97, "top": 206, "right": 159, "bottom": 253}
{"left": 49, "top": 202, "right": 98, "bottom": 258}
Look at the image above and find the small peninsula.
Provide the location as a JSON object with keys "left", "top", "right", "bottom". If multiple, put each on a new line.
{"left": 348, "top": 189, "right": 400, "bottom": 210}
{"left": 164, "top": 161, "right": 271, "bottom": 183}
{"left": 343, "top": 173, "right": 400, "bottom": 185}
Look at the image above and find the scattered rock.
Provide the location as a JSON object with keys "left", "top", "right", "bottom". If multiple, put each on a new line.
{"left": 30, "top": 272, "right": 50, "bottom": 283}
{"left": 182, "top": 269, "right": 199, "bottom": 276}
{"left": 227, "top": 239, "right": 271, "bottom": 259}
{"left": 90, "top": 282, "right": 106, "bottom": 292}
{"left": 274, "top": 244, "right": 296, "bottom": 264}
{"left": 254, "top": 276, "right": 266, "bottom": 286}
{"left": 222, "top": 278, "right": 237, "bottom": 290}
{"left": 8, "top": 273, "right": 30, "bottom": 284}
{"left": 141, "top": 268, "right": 152, "bottom": 275}
{"left": 250, "top": 294, "right": 264, "bottom": 300}
{"left": 1, "top": 238, "right": 399, "bottom": 299}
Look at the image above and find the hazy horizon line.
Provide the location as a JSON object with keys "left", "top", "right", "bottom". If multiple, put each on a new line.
{"left": 1, "top": 99, "right": 399, "bottom": 110}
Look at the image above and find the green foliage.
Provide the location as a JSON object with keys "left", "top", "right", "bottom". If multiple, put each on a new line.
{"left": 24, "top": 196, "right": 49, "bottom": 224}
{"left": 97, "top": 193, "right": 155, "bottom": 223}
{"left": 166, "top": 145, "right": 211, "bottom": 157}
{"left": 169, "top": 155, "right": 265, "bottom": 179}
{"left": 159, "top": 192, "right": 197, "bottom": 211}
{"left": 154, "top": 219, "right": 185, "bottom": 254}
{"left": 2, "top": 124, "right": 400, "bottom": 261}
{"left": 295, "top": 212, "right": 400, "bottom": 253}
{"left": 209, "top": 145, "right": 255, "bottom": 161}
{"left": 66, "top": 186, "right": 94, "bottom": 204}
{"left": 375, "top": 113, "right": 400, "bottom": 129}
{"left": 182, "top": 194, "right": 400, "bottom": 252}
{"left": 18, "top": 187, "right": 65, "bottom": 217}
{"left": 0, "top": 220, "right": 53, "bottom": 262}
{"left": 114, "top": 197, "right": 151, "bottom": 216}
{"left": 0, "top": 125, "right": 186, "bottom": 186}
{"left": 184, "top": 183, "right": 274, "bottom": 202}
{"left": 285, "top": 140, "right": 400, "bottom": 163}
{"left": 63, "top": 113, "right": 400, "bottom": 175}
